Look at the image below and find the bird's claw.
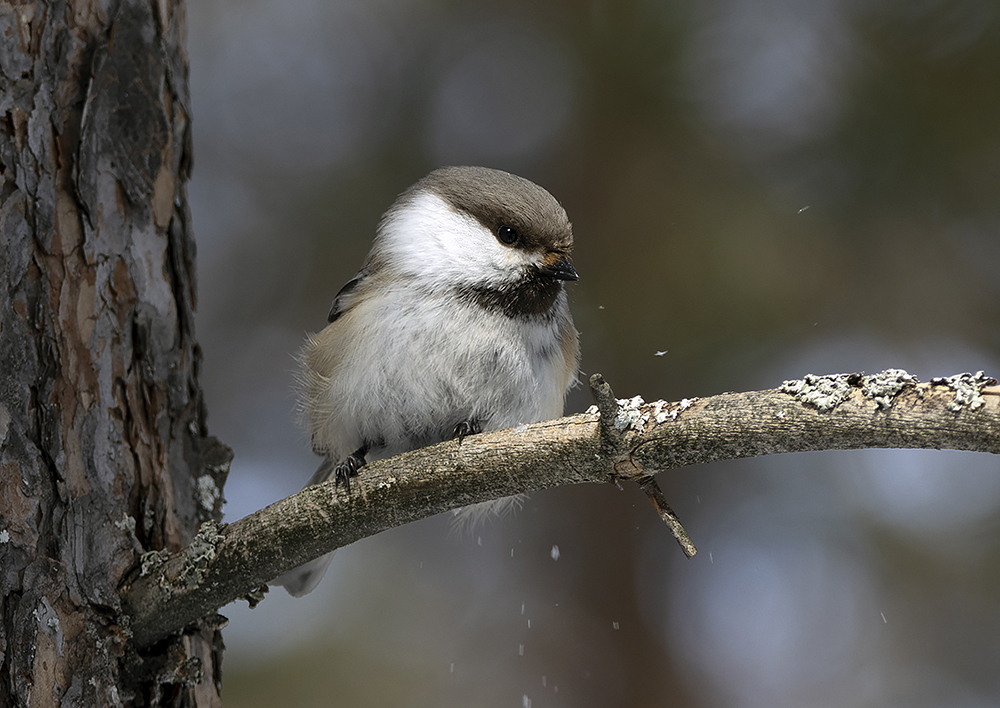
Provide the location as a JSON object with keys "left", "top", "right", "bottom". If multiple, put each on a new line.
{"left": 334, "top": 449, "right": 367, "bottom": 493}
{"left": 452, "top": 420, "right": 481, "bottom": 444}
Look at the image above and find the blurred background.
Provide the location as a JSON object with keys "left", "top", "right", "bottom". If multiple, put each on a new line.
{"left": 186, "top": 0, "right": 1000, "bottom": 706}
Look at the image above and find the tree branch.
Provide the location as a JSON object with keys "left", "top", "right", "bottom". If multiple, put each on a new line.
{"left": 123, "top": 370, "right": 1000, "bottom": 648}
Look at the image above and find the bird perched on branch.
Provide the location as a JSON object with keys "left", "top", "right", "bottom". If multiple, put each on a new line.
{"left": 274, "top": 166, "right": 580, "bottom": 596}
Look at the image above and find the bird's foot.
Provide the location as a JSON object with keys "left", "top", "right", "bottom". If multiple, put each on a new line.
{"left": 334, "top": 447, "right": 367, "bottom": 493}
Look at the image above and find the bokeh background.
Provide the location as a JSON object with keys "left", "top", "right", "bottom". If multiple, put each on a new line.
{"left": 186, "top": 1, "right": 1000, "bottom": 706}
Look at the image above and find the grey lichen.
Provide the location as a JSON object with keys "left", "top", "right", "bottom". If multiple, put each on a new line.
{"left": 604, "top": 397, "right": 698, "bottom": 428}
{"left": 196, "top": 475, "right": 221, "bottom": 512}
{"left": 930, "top": 371, "right": 997, "bottom": 412}
{"left": 780, "top": 373, "right": 860, "bottom": 411}
{"left": 140, "top": 549, "right": 170, "bottom": 577}
{"left": 862, "top": 369, "right": 919, "bottom": 410}
{"left": 664, "top": 398, "right": 696, "bottom": 422}
{"left": 114, "top": 514, "right": 137, "bottom": 533}
{"left": 32, "top": 598, "right": 64, "bottom": 657}
{"left": 177, "top": 521, "right": 225, "bottom": 588}
{"left": 614, "top": 396, "right": 648, "bottom": 431}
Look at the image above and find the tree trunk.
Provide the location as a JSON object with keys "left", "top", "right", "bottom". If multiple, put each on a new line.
{"left": 0, "top": 0, "right": 228, "bottom": 705}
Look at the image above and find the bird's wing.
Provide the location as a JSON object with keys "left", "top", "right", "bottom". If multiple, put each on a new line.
{"left": 328, "top": 270, "right": 368, "bottom": 323}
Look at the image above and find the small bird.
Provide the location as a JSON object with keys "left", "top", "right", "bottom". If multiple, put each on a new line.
{"left": 274, "top": 166, "right": 580, "bottom": 596}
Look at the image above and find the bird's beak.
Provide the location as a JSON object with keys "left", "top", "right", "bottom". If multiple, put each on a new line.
{"left": 542, "top": 255, "right": 580, "bottom": 282}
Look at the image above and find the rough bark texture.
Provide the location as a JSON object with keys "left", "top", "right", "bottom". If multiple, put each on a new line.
{"left": 0, "top": 0, "right": 227, "bottom": 705}
{"left": 125, "top": 374, "right": 1000, "bottom": 650}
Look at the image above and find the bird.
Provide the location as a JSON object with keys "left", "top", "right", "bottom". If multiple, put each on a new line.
{"left": 274, "top": 166, "right": 580, "bottom": 597}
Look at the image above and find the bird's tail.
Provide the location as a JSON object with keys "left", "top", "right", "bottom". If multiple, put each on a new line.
{"left": 271, "top": 457, "right": 336, "bottom": 597}
{"left": 449, "top": 494, "right": 527, "bottom": 538}
{"left": 272, "top": 551, "right": 336, "bottom": 598}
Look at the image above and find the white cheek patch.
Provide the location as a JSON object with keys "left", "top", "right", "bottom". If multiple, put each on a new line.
{"left": 378, "top": 192, "right": 539, "bottom": 287}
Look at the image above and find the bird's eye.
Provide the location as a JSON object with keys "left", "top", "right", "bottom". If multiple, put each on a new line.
{"left": 496, "top": 225, "right": 518, "bottom": 245}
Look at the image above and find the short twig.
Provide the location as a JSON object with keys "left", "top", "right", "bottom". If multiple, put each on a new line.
{"left": 638, "top": 475, "right": 697, "bottom": 558}
{"left": 588, "top": 373, "right": 620, "bottom": 446}
{"left": 589, "top": 372, "right": 697, "bottom": 558}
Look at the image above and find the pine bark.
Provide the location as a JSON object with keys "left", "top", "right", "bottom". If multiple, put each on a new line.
{"left": 0, "top": 0, "right": 228, "bottom": 705}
